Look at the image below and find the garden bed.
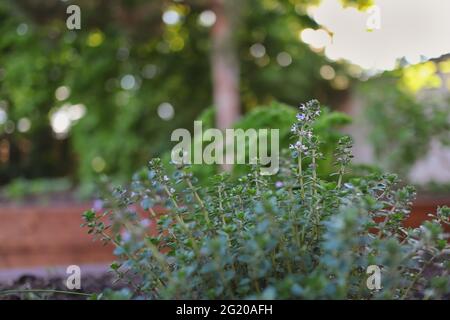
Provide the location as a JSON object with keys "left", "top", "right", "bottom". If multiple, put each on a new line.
{"left": 405, "top": 195, "right": 450, "bottom": 231}
{"left": 0, "top": 204, "right": 114, "bottom": 270}
{"left": 1, "top": 195, "right": 449, "bottom": 271}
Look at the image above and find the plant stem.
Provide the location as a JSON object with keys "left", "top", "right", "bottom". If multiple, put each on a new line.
{"left": 311, "top": 149, "right": 320, "bottom": 241}
{"left": 402, "top": 255, "right": 436, "bottom": 299}
{"left": 186, "top": 178, "right": 210, "bottom": 224}
{"left": 337, "top": 165, "right": 344, "bottom": 189}
{"left": 0, "top": 289, "right": 92, "bottom": 297}
{"left": 149, "top": 207, "right": 157, "bottom": 218}
{"left": 298, "top": 135, "right": 305, "bottom": 200}
{"left": 288, "top": 186, "right": 301, "bottom": 248}
{"left": 163, "top": 185, "right": 199, "bottom": 253}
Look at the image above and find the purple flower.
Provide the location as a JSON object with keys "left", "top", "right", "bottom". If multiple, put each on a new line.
{"left": 122, "top": 231, "right": 132, "bottom": 242}
{"left": 93, "top": 199, "right": 103, "bottom": 212}
{"left": 296, "top": 113, "right": 306, "bottom": 121}
{"left": 290, "top": 141, "right": 304, "bottom": 150}
{"left": 275, "top": 181, "right": 284, "bottom": 188}
{"left": 140, "top": 219, "right": 151, "bottom": 228}
{"left": 300, "top": 130, "right": 312, "bottom": 139}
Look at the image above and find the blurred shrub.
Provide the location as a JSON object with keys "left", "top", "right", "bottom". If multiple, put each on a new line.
{"left": 358, "top": 78, "right": 450, "bottom": 177}
{"left": 161, "top": 101, "right": 351, "bottom": 184}
{"left": 1, "top": 177, "right": 72, "bottom": 202}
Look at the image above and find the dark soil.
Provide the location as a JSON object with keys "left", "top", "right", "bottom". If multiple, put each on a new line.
{"left": 0, "top": 273, "right": 127, "bottom": 300}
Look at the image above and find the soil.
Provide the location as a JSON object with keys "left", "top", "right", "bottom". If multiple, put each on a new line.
{"left": 0, "top": 272, "right": 127, "bottom": 300}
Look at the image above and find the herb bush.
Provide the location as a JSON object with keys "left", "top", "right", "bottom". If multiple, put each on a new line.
{"left": 161, "top": 101, "right": 352, "bottom": 184}
{"left": 83, "top": 100, "right": 449, "bottom": 299}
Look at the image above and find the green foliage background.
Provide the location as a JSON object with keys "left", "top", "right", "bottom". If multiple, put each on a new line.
{"left": 0, "top": 0, "right": 349, "bottom": 186}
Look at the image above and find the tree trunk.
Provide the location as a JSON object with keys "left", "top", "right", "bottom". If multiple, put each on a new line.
{"left": 210, "top": 0, "right": 241, "bottom": 171}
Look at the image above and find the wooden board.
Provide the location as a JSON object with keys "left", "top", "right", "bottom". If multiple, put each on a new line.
{"left": 0, "top": 205, "right": 114, "bottom": 269}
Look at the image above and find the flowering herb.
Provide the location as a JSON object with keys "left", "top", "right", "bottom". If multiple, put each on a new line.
{"left": 84, "top": 100, "right": 449, "bottom": 300}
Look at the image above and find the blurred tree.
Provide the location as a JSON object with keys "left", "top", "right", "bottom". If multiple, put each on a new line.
{"left": 0, "top": 0, "right": 365, "bottom": 186}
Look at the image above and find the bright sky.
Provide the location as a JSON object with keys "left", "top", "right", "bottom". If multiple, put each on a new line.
{"left": 303, "top": 0, "right": 450, "bottom": 71}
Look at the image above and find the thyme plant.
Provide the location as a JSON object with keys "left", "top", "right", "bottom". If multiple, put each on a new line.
{"left": 83, "top": 100, "right": 449, "bottom": 299}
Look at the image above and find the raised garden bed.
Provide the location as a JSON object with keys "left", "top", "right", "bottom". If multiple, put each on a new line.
{"left": 0, "top": 195, "right": 448, "bottom": 271}
{"left": 0, "top": 204, "right": 114, "bottom": 270}
{"left": 405, "top": 195, "right": 450, "bottom": 232}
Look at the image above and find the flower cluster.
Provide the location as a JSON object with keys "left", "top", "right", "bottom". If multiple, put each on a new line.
{"left": 289, "top": 100, "right": 321, "bottom": 156}
{"left": 332, "top": 135, "right": 354, "bottom": 188}
{"left": 294, "top": 100, "right": 321, "bottom": 125}
{"left": 334, "top": 135, "right": 353, "bottom": 167}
